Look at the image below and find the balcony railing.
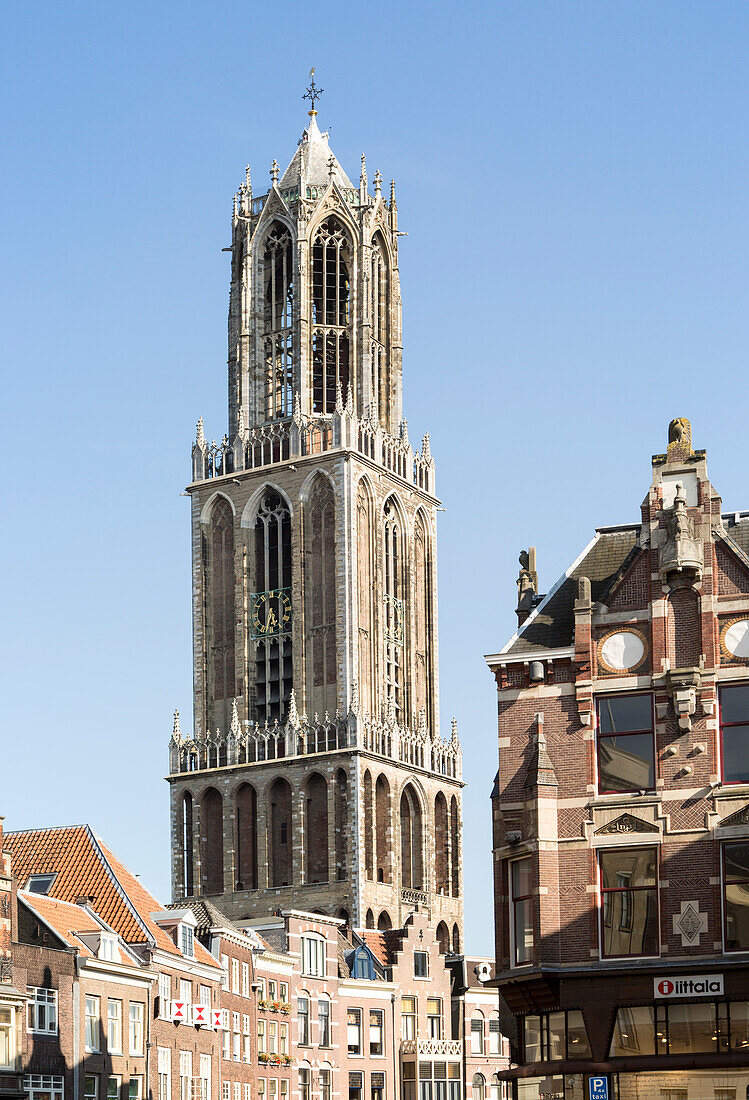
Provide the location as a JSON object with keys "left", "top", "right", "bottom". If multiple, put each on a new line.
{"left": 401, "top": 1040, "right": 462, "bottom": 1057}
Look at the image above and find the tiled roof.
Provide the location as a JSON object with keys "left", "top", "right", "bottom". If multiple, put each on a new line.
{"left": 361, "top": 929, "right": 405, "bottom": 967}
{"left": 167, "top": 898, "right": 238, "bottom": 935}
{"left": 19, "top": 891, "right": 132, "bottom": 965}
{"left": 502, "top": 528, "right": 640, "bottom": 656}
{"left": 5, "top": 825, "right": 216, "bottom": 969}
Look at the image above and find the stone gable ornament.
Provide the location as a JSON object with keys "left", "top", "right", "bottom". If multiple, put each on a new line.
{"left": 595, "top": 813, "right": 658, "bottom": 835}
{"left": 720, "top": 803, "right": 749, "bottom": 828}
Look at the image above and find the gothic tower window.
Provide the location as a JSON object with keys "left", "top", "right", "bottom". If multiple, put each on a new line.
{"left": 306, "top": 476, "right": 337, "bottom": 717}
{"left": 450, "top": 795, "right": 460, "bottom": 896}
{"left": 263, "top": 223, "right": 294, "bottom": 420}
{"left": 383, "top": 497, "right": 405, "bottom": 719}
{"left": 207, "top": 498, "right": 236, "bottom": 703}
{"left": 269, "top": 777, "right": 293, "bottom": 887}
{"left": 363, "top": 770, "right": 374, "bottom": 880}
{"left": 375, "top": 775, "right": 391, "bottom": 884}
{"left": 334, "top": 769, "right": 348, "bottom": 881}
{"left": 436, "top": 921, "right": 450, "bottom": 955}
{"left": 201, "top": 787, "right": 224, "bottom": 895}
{"left": 181, "top": 792, "right": 194, "bottom": 898}
{"left": 251, "top": 489, "right": 293, "bottom": 724}
{"left": 370, "top": 233, "right": 389, "bottom": 422}
{"left": 357, "top": 481, "right": 375, "bottom": 716}
{"left": 414, "top": 510, "right": 434, "bottom": 731}
{"left": 377, "top": 910, "right": 392, "bottom": 931}
{"left": 235, "top": 782, "right": 257, "bottom": 891}
{"left": 435, "top": 793, "right": 448, "bottom": 894}
{"left": 400, "top": 784, "right": 423, "bottom": 890}
{"left": 311, "top": 216, "right": 351, "bottom": 414}
{"left": 304, "top": 773, "right": 329, "bottom": 884}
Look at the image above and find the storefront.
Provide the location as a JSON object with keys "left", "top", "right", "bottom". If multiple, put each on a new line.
{"left": 497, "top": 964, "right": 749, "bottom": 1099}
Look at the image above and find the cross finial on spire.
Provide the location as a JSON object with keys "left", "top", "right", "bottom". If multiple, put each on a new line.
{"left": 270, "top": 159, "right": 279, "bottom": 185}
{"left": 303, "top": 68, "right": 324, "bottom": 115}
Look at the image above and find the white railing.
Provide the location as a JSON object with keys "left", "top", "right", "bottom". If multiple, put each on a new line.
{"left": 401, "top": 1039, "right": 462, "bottom": 1057}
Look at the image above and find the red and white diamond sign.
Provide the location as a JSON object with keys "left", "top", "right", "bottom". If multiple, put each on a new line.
{"left": 171, "top": 1000, "right": 187, "bottom": 1023}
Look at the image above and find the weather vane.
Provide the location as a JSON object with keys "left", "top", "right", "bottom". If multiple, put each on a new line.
{"left": 303, "top": 68, "right": 323, "bottom": 112}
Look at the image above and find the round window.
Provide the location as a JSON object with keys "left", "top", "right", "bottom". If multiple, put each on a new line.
{"left": 724, "top": 618, "right": 749, "bottom": 658}
{"left": 600, "top": 630, "right": 645, "bottom": 672}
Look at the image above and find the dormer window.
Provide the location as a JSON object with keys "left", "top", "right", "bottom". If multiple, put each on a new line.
{"left": 26, "top": 874, "right": 56, "bottom": 895}
{"left": 98, "top": 935, "right": 118, "bottom": 961}
{"left": 181, "top": 924, "right": 194, "bottom": 957}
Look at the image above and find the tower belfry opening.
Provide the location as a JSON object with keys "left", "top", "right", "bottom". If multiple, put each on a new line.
{"left": 168, "top": 95, "right": 463, "bottom": 935}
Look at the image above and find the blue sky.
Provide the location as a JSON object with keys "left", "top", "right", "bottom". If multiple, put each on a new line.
{"left": 3, "top": 2, "right": 749, "bottom": 953}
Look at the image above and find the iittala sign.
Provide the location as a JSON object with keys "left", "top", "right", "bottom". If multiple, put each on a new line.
{"left": 654, "top": 974, "right": 723, "bottom": 998}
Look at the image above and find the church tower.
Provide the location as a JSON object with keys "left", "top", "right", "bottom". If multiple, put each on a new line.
{"left": 168, "top": 88, "right": 464, "bottom": 946}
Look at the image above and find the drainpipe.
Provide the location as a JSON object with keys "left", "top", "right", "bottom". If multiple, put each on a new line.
{"left": 391, "top": 994, "right": 399, "bottom": 1100}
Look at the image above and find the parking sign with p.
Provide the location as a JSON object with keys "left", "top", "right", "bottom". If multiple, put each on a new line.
{"left": 588, "top": 1079, "right": 608, "bottom": 1100}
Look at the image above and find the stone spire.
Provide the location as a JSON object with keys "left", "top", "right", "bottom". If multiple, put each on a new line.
{"left": 172, "top": 709, "right": 182, "bottom": 741}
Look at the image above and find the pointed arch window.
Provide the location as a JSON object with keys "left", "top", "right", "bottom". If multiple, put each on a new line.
{"left": 250, "top": 489, "right": 292, "bottom": 724}
{"left": 207, "top": 498, "right": 236, "bottom": 702}
{"left": 383, "top": 497, "right": 405, "bottom": 719}
{"left": 357, "top": 481, "right": 375, "bottom": 716}
{"left": 400, "top": 784, "right": 423, "bottom": 890}
{"left": 371, "top": 233, "right": 389, "bottom": 423}
{"left": 263, "top": 224, "right": 294, "bottom": 420}
{"left": 181, "top": 792, "right": 194, "bottom": 898}
{"left": 311, "top": 216, "right": 351, "bottom": 414}
{"left": 414, "top": 511, "right": 434, "bottom": 732}
{"left": 306, "top": 476, "right": 337, "bottom": 718}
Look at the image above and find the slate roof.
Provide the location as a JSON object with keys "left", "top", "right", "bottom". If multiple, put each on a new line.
{"left": 167, "top": 897, "right": 238, "bottom": 935}
{"left": 722, "top": 514, "right": 749, "bottom": 560}
{"left": 5, "top": 825, "right": 217, "bottom": 969}
{"left": 501, "top": 527, "right": 640, "bottom": 657}
{"left": 279, "top": 113, "right": 354, "bottom": 191}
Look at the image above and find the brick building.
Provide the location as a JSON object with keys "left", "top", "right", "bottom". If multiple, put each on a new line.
{"left": 165, "top": 92, "right": 464, "bottom": 940}
{"left": 0, "top": 817, "right": 26, "bottom": 1100}
{"left": 487, "top": 419, "right": 749, "bottom": 1098}
{"left": 5, "top": 827, "right": 224, "bottom": 1100}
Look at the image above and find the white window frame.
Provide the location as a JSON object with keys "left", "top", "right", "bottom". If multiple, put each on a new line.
{"left": 27, "top": 988, "right": 58, "bottom": 1035}
{"left": 129, "top": 1003, "right": 144, "bottom": 1056}
{"left": 85, "top": 996, "right": 101, "bottom": 1053}
{"left": 300, "top": 935, "right": 325, "bottom": 978}
{"left": 107, "top": 1000, "right": 122, "bottom": 1054}
{"left": 157, "top": 1048, "right": 171, "bottom": 1100}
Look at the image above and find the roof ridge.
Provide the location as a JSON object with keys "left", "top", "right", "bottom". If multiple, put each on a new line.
{"left": 89, "top": 834, "right": 156, "bottom": 948}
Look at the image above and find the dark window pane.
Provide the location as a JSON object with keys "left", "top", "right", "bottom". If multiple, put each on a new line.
{"left": 725, "top": 843, "right": 749, "bottom": 882}
{"left": 721, "top": 684, "right": 749, "bottom": 725}
{"left": 598, "top": 694, "right": 652, "bottom": 735}
{"left": 599, "top": 734, "right": 654, "bottom": 791}
{"left": 723, "top": 725, "right": 749, "bottom": 783}
{"left": 730, "top": 1001, "right": 749, "bottom": 1050}
{"left": 602, "top": 888, "right": 658, "bottom": 956}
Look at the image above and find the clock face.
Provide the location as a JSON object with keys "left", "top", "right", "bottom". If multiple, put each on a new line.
{"left": 251, "top": 588, "right": 292, "bottom": 638}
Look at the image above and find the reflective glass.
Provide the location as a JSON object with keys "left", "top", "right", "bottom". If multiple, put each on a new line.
{"left": 730, "top": 1001, "right": 749, "bottom": 1051}
{"left": 512, "top": 859, "right": 532, "bottom": 897}
{"left": 547, "top": 1012, "right": 565, "bottom": 1060}
{"left": 566, "top": 1011, "right": 591, "bottom": 1059}
{"left": 599, "top": 733, "right": 654, "bottom": 791}
{"left": 524, "top": 1016, "right": 541, "bottom": 1063}
{"left": 600, "top": 849, "right": 656, "bottom": 889}
{"left": 725, "top": 881, "right": 749, "bottom": 950}
{"left": 598, "top": 694, "right": 652, "bottom": 735}
{"left": 667, "top": 1002, "right": 716, "bottom": 1054}
{"left": 723, "top": 725, "right": 749, "bottom": 783}
{"left": 609, "top": 1005, "right": 656, "bottom": 1056}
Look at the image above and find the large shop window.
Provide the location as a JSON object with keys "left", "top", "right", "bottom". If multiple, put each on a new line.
{"left": 523, "top": 1011, "right": 591, "bottom": 1062}
{"left": 720, "top": 683, "right": 749, "bottom": 784}
{"left": 724, "top": 841, "right": 749, "bottom": 951}
{"left": 599, "top": 847, "right": 658, "bottom": 958}
{"left": 597, "top": 693, "right": 654, "bottom": 793}
{"left": 510, "top": 857, "right": 533, "bottom": 966}
{"left": 610, "top": 999, "right": 749, "bottom": 1056}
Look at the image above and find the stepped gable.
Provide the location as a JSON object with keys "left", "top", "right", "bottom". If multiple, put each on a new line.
{"left": 503, "top": 527, "right": 639, "bottom": 656}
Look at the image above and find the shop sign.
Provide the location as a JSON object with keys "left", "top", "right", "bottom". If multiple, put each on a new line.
{"left": 653, "top": 973, "right": 723, "bottom": 998}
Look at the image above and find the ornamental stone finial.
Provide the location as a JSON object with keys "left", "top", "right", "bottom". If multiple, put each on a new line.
{"left": 360, "top": 154, "right": 367, "bottom": 191}
{"left": 230, "top": 699, "right": 241, "bottom": 737}
{"left": 345, "top": 381, "right": 354, "bottom": 416}
{"left": 270, "top": 159, "right": 279, "bottom": 185}
{"left": 245, "top": 164, "right": 251, "bottom": 190}
{"left": 287, "top": 688, "right": 300, "bottom": 728}
{"left": 667, "top": 417, "right": 693, "bottom": 460}
{"left": 335, "top": 378, "right": 344, "bottom": 414}
{"left": 401, "top": 419, "right": 409, "bottom": 446}
{"left": 390, "top": 178, "right": 397, "bottom": 209}
{"left": 350, "top": 679, "right": 360, "bottom": 715}
{"left": 373, "top": 170, "right": 382, "bottom": 198}
{"left": 196, "top": 417, "right": 205, "bottom": 448}
{"left": 328, "top": 154, "right": 336, "bottom": 180}
{"left": 172, "top": 709, "right": 182, "bottom": 741}
{"left": 421, "top": 432, "right": 431, "bottom": 461}
{"left": 451, "top": 716, "right": 459, "bottom": 742}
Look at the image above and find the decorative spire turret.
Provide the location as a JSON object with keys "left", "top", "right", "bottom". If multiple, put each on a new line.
{"left": 373, "top": 170, "right": 382, "bottom": 199}
{"left": 270, "top": 158, "right": 279, "bottom": 186}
